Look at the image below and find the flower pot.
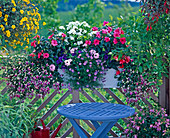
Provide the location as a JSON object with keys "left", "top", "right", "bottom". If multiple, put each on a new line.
{"left": 58, "top": 69, "right": 119, "bottom": 88}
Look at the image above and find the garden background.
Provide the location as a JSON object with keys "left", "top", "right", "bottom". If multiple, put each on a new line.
{"left": 0, "top": 0, "right": 169, "bottom": 137}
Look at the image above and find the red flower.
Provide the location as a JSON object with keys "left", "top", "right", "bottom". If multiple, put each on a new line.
{"left": 146, "top": 25, "right": 149, "bottom": 31}
{"left": 107, "top": 27, "right": 112, "bottom": 33}
{"left": 33, "top": 35, "right": 40, "bottom": 39}
{"left": 113, "top": 38, "right": 118, "bottom": 44}
{"left": 31, "top": 40, "right": 36, "bottom": 47}
{"left": 43, "top": 53, "right": 49, "bottom": 58}
{"left": 119, "top": 64, "right": 124, "bottom": 68}
{"left": 29, "top": 53, "right": 35, "bottom": 57}
{"left": 125, "top": 56, "right": 130, "bottom": 63}
{"left": 48, "top": 34, "right": 54, "bottom": 39}
{"left": 120, "top": 37, "right": 126, "bottom": 44}
{"left": 113, "top": 55, "right": 118, "bottom": 61}
{"left": 85, "top": 40, "right": 91, "bottom": 45}
{"left": 121, "top": 30, "right": 124, "bottom": 34}
{"left": 38, "top": 52, "right": 42, "bottom": 58}
{"left": 119, "top": 59, "right": 125, "bottom": 64}
{"left": 93, "top": 39, "right": 100, "bottom": 46}
{"left": 116, "top": 70, "right": 121, "bottom": 75}
{"left": 166, "top": 8, "right": 169, "bottom": 14}
{"left": 62, "top": 33, "right": 66, "bottom": 38}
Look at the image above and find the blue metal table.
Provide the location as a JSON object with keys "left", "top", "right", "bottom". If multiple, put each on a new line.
{"left": 57, "top": 103, "right": 135, "bottom": 138}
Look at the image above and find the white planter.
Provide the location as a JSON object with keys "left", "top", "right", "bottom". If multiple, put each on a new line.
{"left": 58, "top": 69, "right": 119, "bottom": 88}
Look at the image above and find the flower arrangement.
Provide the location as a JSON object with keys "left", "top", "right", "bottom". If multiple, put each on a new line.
{"left": 123, "top": 106, "right": 170, "bottom": 138}
{"left": 28, "top": 21, "right": 131, "bottom": 90}
{"left": 0, "top": 0, "right": 41, "bottom": 50}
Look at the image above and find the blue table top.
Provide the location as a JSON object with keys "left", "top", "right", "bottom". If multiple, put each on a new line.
{"left": 57, "top": 103, "right": 135, "bottom": 121}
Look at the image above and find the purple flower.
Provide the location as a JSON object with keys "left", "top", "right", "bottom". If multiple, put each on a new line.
{"left": 86, "top": 69, "right": 89, "bottom": 72}
{"left": 88, "top": 74, "right": 91, "bottom": 77}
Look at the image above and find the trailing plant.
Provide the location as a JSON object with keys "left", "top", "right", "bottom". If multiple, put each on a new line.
{"left": 122, "top": 106, "right": 170, "bottom": 138}
{"left": 2, "top": 55, "right": 63, "bottom": 99}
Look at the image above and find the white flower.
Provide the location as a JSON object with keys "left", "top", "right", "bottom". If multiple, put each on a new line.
{"left": 70, "top": 48, "right": 75, "bottom": 54}
{"left": 76, "top": 32, "right": 82, "bottom": 36}
{"left": 83, "top": 30, "right": 87, "bottom": 33}
{"left": 57, "top": 32, "right": 62, "bottom": 36}
{"left": 68, "top": 29, "right": 76, "bottom": 35}
{"left": 59, "top": 26, "right": 65, "bottom": 30}
{"left": 77, "top": 41, "right": 83, "bottom": 45}
{"left": 70, "top": 36, "right": 74, "bottom": 40}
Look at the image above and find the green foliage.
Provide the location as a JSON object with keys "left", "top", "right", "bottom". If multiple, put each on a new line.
{"left": 0, "top": 93, "right": 39, "bottom": 137}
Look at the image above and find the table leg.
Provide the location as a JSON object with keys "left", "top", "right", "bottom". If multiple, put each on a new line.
{"left": 91, "top": 120, "right": 117, "bottom": 138}
{"left": 69, "top": 118, "right": 88, "bottom": 138}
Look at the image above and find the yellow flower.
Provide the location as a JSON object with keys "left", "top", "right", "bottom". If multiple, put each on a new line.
{"left": 12, "top": 8, "right": 16, "bottom": 12}
{"left": 43, "top": 22, "right": 46, "bottom": 26}
{"left": 6, "top": 30, "right": 11, "bottom": 37}
{"left": 21, "top": 42, "right": 23, "bottom": 46}
{"left": 11, "top": 0, "right": 16, "bottom": 6}
{"left": 20, "top": 10, "right": 24, "bottom": 14}
{"left": 15, "top": 33, "right": 19, "bottom": 37}
{"left": 0, "top": 11, "right": 2, "bottom": 17}
{"left": 11, "top": 25, "right": 16, "bottom": 29}
{"left": 5, "top": 22, "right": 8, "bottom": 25}
{"left": 4, "top": 18, "right": 7, "bottom": 22}
{"left": 23, "top": 0, "right": 30, "bottom": 4}
{"left": 13, "top": 46, "right": 16, "bottom": 49}
{"left": 5, "top": 14, "right": 8, "bottom": 18}
{"left": 4, "top": 9, "right": 6, "bottom": 11}
{"left": 5, "top": 40, "right": 8, "bottom": 42}
{"left": 2, "top": 26, "right": 5, "bottom": 31}
{"left": 24, "top": 46, "right": 28, "bottom": 49}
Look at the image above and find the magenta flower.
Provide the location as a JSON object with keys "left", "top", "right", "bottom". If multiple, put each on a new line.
{"left": 62, "top": 33, "right": 66, "bottom": 38}
{"left": 113, "top": 38, "right": 118, "bottom": 44}
{"left": 114, "top": 32, "right": 120, "bottom": 38}
{"left": 33, "top": 35, "right": 40, "bottom": 39}
{"left": 94, "top": 53, "right": 99, "bottom": 59}
{"left": 92, "top": 26, "right": 98, "bottom": 31}
{"left": 102, "top": 29, "right": 107, "bottom": 34}
{"left": 108, "top": 26, "right": 112, "bottom": 33}
{"left": 93, "top": 39, "right": 100, "bottom": 46}
{"left": 48, "top": 34, "right": 54, "bottom": 39}
{"left": 85, "top": 40, "right": 91, "bottom": 45}
{"left": 103, "top": 21, "right": 109, "bottom": 26}
{"left": 51, "top": 40, "right": 58, "bottom": 46}
{"left": 104, "top": 37, "right": 110, "bottom": 42}
{"left": 31, "top": 40, "right": 36, "bottom": 47}
{"left": 50, "top": 64, "right": 55, "bottom": 71}
{"left": 96, "top": 32, "right": 101, "bottom": 38}
{"left": 43, "top": 53, "right": 49, "bottom": 58}
{"left": 120, "top": 37, "right": 126, "bottom": 44}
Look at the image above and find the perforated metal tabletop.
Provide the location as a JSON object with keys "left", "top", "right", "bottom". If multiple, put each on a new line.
{"left": 57, "top": 102, "right": 135, "bottom": 121}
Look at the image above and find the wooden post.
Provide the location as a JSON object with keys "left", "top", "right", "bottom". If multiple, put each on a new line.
{"left": 72, "top": 89, "right": 80, "bottom": 138}
{"left": 159, "top": 75, "right": 166, "bottom": 108}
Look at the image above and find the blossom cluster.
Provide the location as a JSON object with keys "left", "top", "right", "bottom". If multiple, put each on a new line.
{"left": 2, "top": 56, "right": 63, "bottom": 99}
{"left": 28, "top": 21, "right": 130, "bottom": 89}
{"left": 0, "top": 0, "right": 41, "bottom": 50}
{"left": 123, "top": 106, "right": 170, "bottom": 137}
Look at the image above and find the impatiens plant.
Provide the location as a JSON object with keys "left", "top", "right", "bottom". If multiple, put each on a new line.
{"left": 123, "top": 106, "right": 170, "bottom": 138}
{"left": 28, "top": 21, "right": 131, "bottom": 89}
{"left": 0, "top": 0, "right": 41, "bottom": 51}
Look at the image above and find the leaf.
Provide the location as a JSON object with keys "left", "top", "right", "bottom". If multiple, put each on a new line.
{"left": 139, "top": 66, "right": 142, "bottom": 73}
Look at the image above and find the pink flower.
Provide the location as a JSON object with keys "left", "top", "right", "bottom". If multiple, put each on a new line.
{"left": 48, "top": 34, "right": 54, "bottom": 39}
{"left": 85, "top": 40, "right": 91, "bottom": 45}
{"left": 94, "top": 53, "right": 99, "bottom": 59}
{"left": 114, "top": 32, "right": 120, "bottom": 38}
{"left": 120, "top": 37, "right": 126, "bottom": 44}
{"left": 43, "top": 53, "right": 49, "bottom": 58}
{"left": 150, "top": 124, "right": 153, "bottom": 128}
{"left": 114, "top": 28, "right": 121, "bottom": 34}
{"left": 92, "top": 26, "right": 98, "bottom": 31}
{"left": 102, "top": 29, "right": 107, "bottom": 34}
{"left": 157, "top": 126, "right": 161, "bottom": 131}
{"left": 31, "top": 40, "right": 36, "bottom": 47}
{"left": 108, "top": 26, "right": 112, "bottom": 33}
{"left": 50, "top": 64, "right": 55, "bottom": 71}
{"left": 38, "top": 52, "right": 42, "bottom": 58}
{"left": 121, "top": 30, "right": 124, "bottom": 34}
{"left": 64, "top": 59, "right": 72, "bottom": 66}
{"left": 104, "top": 37, "right": 110, "bottom": 42}
{"left": 90, "top": 49, "right": 96, "bottom": 55}
{"left": 93, "top": 39, "right": 100, "bottom": 46}
{"left": 103, "top": 21, "right": 109, "bottom": 26}
{"left": 62, "top": 33, "right": 66, "bottom": 38}
{"left": 33, "top": 35, "right": 40, "bottom": 39}
{"left": 113, "top": 38, "right": 118, "bottom": 44}
{"left": 51, "top": 40, "right": 58, "bottom": 46}
{"left": 96, "top": 32, "right": 101, "bottom": 38}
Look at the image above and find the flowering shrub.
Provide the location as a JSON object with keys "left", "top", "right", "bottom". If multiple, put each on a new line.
{"left": 123, "top": 106, "right": 170, "bottom": 138}
{"left": 0, "top": 0, "right": 41, "bottom": 50}
{"left": 28, "top": 21, "right": 130, "bottom": 89}
{"left": 2, "top": 56, "right": 63, "bottom": 99}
